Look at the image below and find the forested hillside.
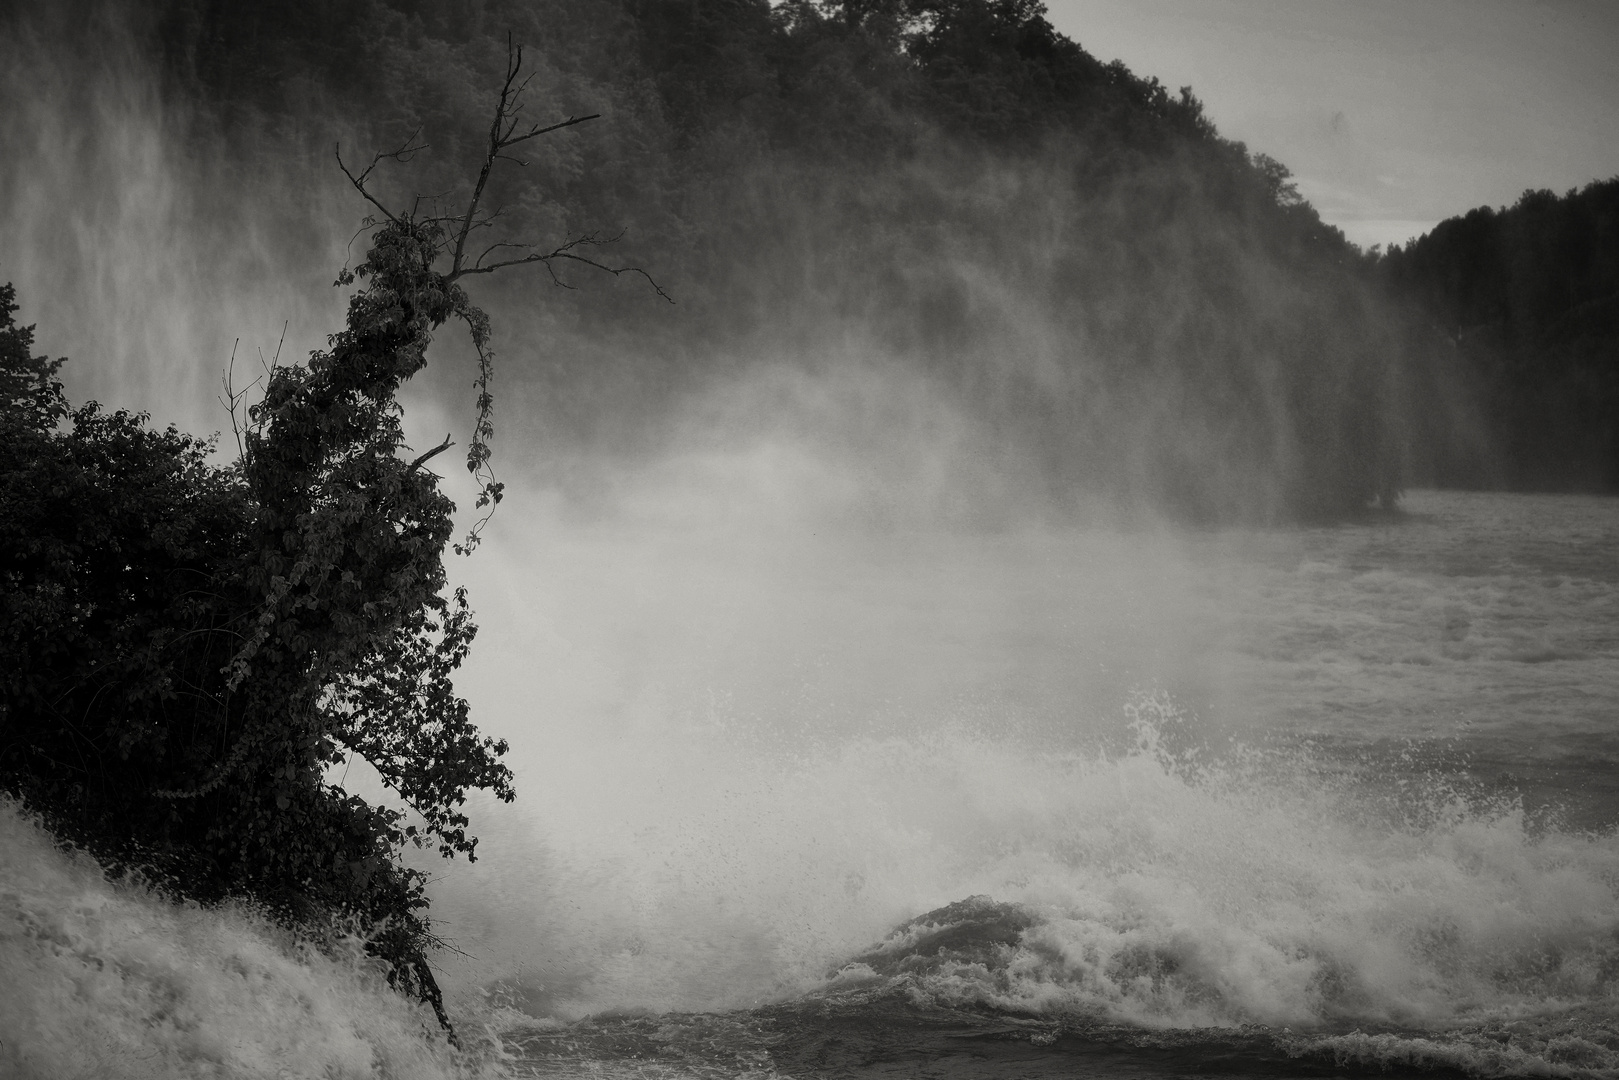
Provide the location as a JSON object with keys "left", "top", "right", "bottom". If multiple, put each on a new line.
{"left": 0, "top": 0, "right": 1526, "bottom": 1039}
{"left": 33, "top": 0, "right": 1402, "bottom": 520}
{"left": 1381, "top": 179, "right": 1619, "bottom": 491}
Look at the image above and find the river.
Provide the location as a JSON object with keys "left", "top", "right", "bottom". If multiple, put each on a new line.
{"left": 434, "top": 488, "right": 1619, "bottom": 1078}
{"left": 6, "top": 489, "right": 1617, "bottom": 1078}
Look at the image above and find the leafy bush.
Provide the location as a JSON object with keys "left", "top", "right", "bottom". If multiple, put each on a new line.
{"left": 0, "top": 222, "right": 514, "bottom": 1026}
{"left": 0, "top": 33, "right": 675, "bottom": 1024}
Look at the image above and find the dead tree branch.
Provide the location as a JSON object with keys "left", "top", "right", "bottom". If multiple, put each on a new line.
{"left": 220, "top": 321, "right": 286, "bottom": 463}
{"left": 446, "top": 34, "right": 599, "bottom": 280}
{"left": 330, "top": 34, "right": 671, "bottom": 555}
{"left": 461, "top": 232, "right": 675, "bottom": 302}
{"left": 407, "top": 434, "right": 455, "bottom": 472}
{"left": 335, "top": 129, "right": 427, "bottom": 224}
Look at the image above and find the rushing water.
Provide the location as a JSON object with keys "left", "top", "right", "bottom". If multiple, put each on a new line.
{"left": 5, "top": 489, "right": 1619, "bottom": 1078}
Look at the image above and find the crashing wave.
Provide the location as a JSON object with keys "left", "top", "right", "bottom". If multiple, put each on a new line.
{"left": 0, "top": 800, "right": 508, "bottom": 1080}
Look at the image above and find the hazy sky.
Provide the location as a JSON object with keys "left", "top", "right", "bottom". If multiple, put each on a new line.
{"left": 1046, "top": 0, "right": 1619, "bottom": 250}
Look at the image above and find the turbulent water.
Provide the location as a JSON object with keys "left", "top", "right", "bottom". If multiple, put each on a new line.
{"left": 5, "top": 489, "right": 1619, "bottom": 1078}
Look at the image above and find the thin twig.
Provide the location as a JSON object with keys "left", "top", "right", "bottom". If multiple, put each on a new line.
{"left": 335, "top": 130, "right": 425, "bottom": 224}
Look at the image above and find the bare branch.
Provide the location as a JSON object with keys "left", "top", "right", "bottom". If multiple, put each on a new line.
{"left": 407, "top": 433, "right": 455, "bottom": 472}
{"left": 446, "top": 32, "right": 600, "bottom": 278}
{"left": 330, "top": 40, "right": 670, "bottom": 560}
{"left": 472, "top": 239, "right": 534, "bottom": 268}
{"left": 335, "top": 130, "right": 426, "bottom": 224}
{"left": 268, "top": 320, "right": 287, "bottom": 371}
{"left": 453, "top": 232, "right": 673, "bottom": 302}
{"left": 502, "top": 112, "right": 601, "bottom": 151}
{"left": 550, "top": 253, "right": 674, "bottom": 303}
{"left": 220, "top": 321, "right": 286, "bottom": 463}
{"left": 220, "top": 339, "right": 246, "bottom": 461}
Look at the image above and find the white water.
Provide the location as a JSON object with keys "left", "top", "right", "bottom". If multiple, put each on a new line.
{"left": 0, "top": 801, "right": 511, "bottom": 1079}
{"left": 6, "top": 488, "right": 1619, "bottom": 1076}
{"left": 414, "top": 486, "right": 1619, "bottom": 1049}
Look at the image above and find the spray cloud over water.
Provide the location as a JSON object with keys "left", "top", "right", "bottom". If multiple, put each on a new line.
{"left": 3, "top": 0, "right": 1410, "bottom": 520}
{"left": 0, "top": 9, "right": 351, "bottom": 431}
{"left": 4, "top": 5, "right": 1615, "bottom": 1078}
{"left": 424, "top": 497, "right": 1619, "bottom": 1039}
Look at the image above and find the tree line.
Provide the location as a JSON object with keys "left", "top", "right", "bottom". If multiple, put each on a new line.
{"left": 123, "top": 0, "right": 1403, "bottom": 518}
{"left": 1380, "top": 179, "right": 1619, "bottom": 492}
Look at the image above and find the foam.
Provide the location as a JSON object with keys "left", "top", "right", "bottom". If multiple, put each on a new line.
{"left": 1292, "top": 1020, "right": 1619, "bottom": 1079}
{"left": 421, "top": 689, "right": 1619, "bottom": 1040}
{"left": 820, "top": 712, "right": 1619, "bottom": 1035}
{"left": 0, "top": 801, "right": 508, "bottom": 1080}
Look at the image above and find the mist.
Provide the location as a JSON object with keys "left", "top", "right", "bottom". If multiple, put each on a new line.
{"left": 20, "top": 7, "right": 1611, "bottom": 1068}
{"left": 0, "top": 9, "right": 1256, "bottom": 1001}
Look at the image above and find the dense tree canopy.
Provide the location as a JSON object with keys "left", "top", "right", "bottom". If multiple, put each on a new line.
{"left": 1380, "top": 179, "right": 1619, "bottom": 491}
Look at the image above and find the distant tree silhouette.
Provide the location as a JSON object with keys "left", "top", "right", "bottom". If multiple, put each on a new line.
{"left": 1383, "top": 179, "right": 1619, "bottom": 490}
